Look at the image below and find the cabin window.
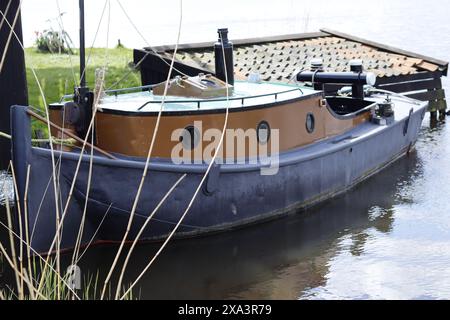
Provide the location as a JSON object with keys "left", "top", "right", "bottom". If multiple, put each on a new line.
{"left": 257, "top": 121, "right": 270, "bottom": 144}
{"left": 180, "top": 125, "right": 200, "bottom": 150}
{"left": 306, "top": 113, "right": 315, "bottom": 133}
{"left": 200, "top": 78, "right": 219, "bottom": 88}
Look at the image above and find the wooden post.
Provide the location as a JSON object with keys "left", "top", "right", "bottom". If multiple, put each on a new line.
{"left": 0, "top": 0, "right": 28, "bottom": 170}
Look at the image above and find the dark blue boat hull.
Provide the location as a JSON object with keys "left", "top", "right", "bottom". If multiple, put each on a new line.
{"left": 10, "top": 99, "right": 427, "bottom": 254}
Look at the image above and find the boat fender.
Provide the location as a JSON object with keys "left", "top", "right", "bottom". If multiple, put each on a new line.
{"left": 403, "top": 108, "right": 414, "bottom": 136}
{"left": 203, "top": 162, "right": 221, "bottom": 196}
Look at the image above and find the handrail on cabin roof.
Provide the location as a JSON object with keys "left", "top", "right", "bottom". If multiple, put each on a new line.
{"left": 137, "top": 87, "right": 305, "bottom": 111}
{"left": 58, "top": 84, "right": 159, "bottom": 103}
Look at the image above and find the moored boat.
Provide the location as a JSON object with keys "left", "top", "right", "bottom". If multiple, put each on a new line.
{"left": 11, "top": 51, "right": 427, "bottom": 254}
{"left": 7, "top": 3, "right": 428, "bottom": 254}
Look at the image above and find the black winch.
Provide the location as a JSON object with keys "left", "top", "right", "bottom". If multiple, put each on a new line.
{"left": 297, "top": 59, "right": 377, "bottom": 99}
{"left": 372, "top": 95, "right": 395, "bottom": 125}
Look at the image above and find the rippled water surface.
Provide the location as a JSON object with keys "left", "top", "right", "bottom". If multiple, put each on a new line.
{"left": 2, "top": 0, "right": 450, "bottom": 300}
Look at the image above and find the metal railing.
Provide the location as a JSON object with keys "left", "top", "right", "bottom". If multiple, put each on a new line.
{"left": 136, "top": 87, "right": 304, "bottom": 111}
{"left": 58, "top": 85, "right": 305, "bottom": 111}
{"left": 58, "top": 84, "right": 157, "bottom": 103}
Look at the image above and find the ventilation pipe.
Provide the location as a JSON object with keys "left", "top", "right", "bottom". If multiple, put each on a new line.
{"left": 214, "top": 28, "right": 234, "bottom": 85}
{"left": 349, "top": 59, "right": 365, "bottom": 99}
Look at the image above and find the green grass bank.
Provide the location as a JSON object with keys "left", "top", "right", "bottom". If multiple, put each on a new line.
{"left": 24, "top": 47, "right": 141, "bottom": 109}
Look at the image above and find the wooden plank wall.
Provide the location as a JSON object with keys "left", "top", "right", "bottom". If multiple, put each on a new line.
{"left": 376, "top": 71, "right": 447, "bottom": 114}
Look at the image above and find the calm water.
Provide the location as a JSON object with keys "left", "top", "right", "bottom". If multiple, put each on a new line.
{"left": 59, "top": 119, "right": 449, "bottom": 300}
{"left": 2, "top": 0, "right": 450, "bottom": 299}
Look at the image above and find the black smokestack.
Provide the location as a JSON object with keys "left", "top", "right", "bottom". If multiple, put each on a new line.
{"left": 214, "top": 28, "right": 234, "bottom": 85}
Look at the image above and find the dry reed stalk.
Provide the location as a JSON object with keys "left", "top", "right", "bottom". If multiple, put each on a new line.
{"left": 21, "top": 268, "right": 37, "bottom": 299}
{"left": 0, "top": 1, "right": 22, "bottom": 298}
{"left": 71, "top": 2, "right": 111, "bottom": 280}
{"left": 55, "top": 0, "right": 78, "bottom": 86}
{"left": 9, "top": 162, "right": 24, "bottom": 299}
{"left": 0, "top": 0, "right": 11, "bottom": 31}
{"left": 23, "top": 164, "right": 36, "bottom": 300}
{"left": 75, "top": 203, "right": 113, "bottom": 264}
{"left": 120, "top": 27, "right": 232, "bottom": 300}
{"left": 100, "top": 0, "right": 184, "bottom": 299}
{"left": 3, "top": 171, "right": 22, "bottom": 299}
{"left": 109, "top": 0, "right": 192, "bottom": 91}
{"left": 0, "top": 242, "right": 47, "bottom": 300}
{"left": 30, "top": 157, "right": 62, "bottom": 242}
{"left": 70, "top": 124, "right": 95, "bottom": 267}
{"left": 114, "top": 173, "right": 187, "bottom": 298}
{"left": 0, "top": 0, "right": 111, "bottom": 300}
{"left": 27, "top": 111, "right": 116, "bottom": 159}
{"left": 0, "top": 6, "right": 65, "bottom": 299}
{"left": 36, "top": 0, "right": 112, "bottom": 295}
{"left": 71, "top": 69, "right": 107, "bottom": 270}
{"left": 78, "top": 0, "right": 109, "bottom": 87}
{"left": 0, "top": 219, "right": 81, "bottom": 299}
{"left": 0, "top": 0, "right": 19, "bottom": 74}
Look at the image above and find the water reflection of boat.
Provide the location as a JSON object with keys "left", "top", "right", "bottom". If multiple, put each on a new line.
{"left": 70, "top": 153, "right": 419, "bottom": 299}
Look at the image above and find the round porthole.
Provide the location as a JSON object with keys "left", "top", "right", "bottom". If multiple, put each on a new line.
{"left": 257, "top": 121, "right": 270, "bottom": 144}
{"left": 306, "top": 113, "right": 315, "bottom": 133}
{"left": 179, "top": 125, "right": 200, "bottom": 150}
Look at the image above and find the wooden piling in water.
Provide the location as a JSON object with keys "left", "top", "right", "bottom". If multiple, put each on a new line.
{"left": 0, "top": 0, "right": 28, "bottom": 170}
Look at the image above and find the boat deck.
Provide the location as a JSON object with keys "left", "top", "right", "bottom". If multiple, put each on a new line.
{"left": 99, "top": 81, "right": 317, "bottom": 113}
{"left": 36, "top": 94, "right": 428, "bottom": 171}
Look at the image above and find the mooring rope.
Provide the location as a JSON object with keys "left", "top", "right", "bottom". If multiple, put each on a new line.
{"left": 367, "top": 87, "right": 422, "bottom": 105}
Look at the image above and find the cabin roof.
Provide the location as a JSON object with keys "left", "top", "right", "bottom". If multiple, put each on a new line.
{"left": 142, "top": 28, "right": 448, "bottom": 83}
{"left": 100, "top": 81, "right": 317, "bottom": 114}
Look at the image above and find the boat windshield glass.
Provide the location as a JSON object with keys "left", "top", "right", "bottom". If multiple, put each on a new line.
{"left": 99, "top": 81, "right": 317, "bottom": 113}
